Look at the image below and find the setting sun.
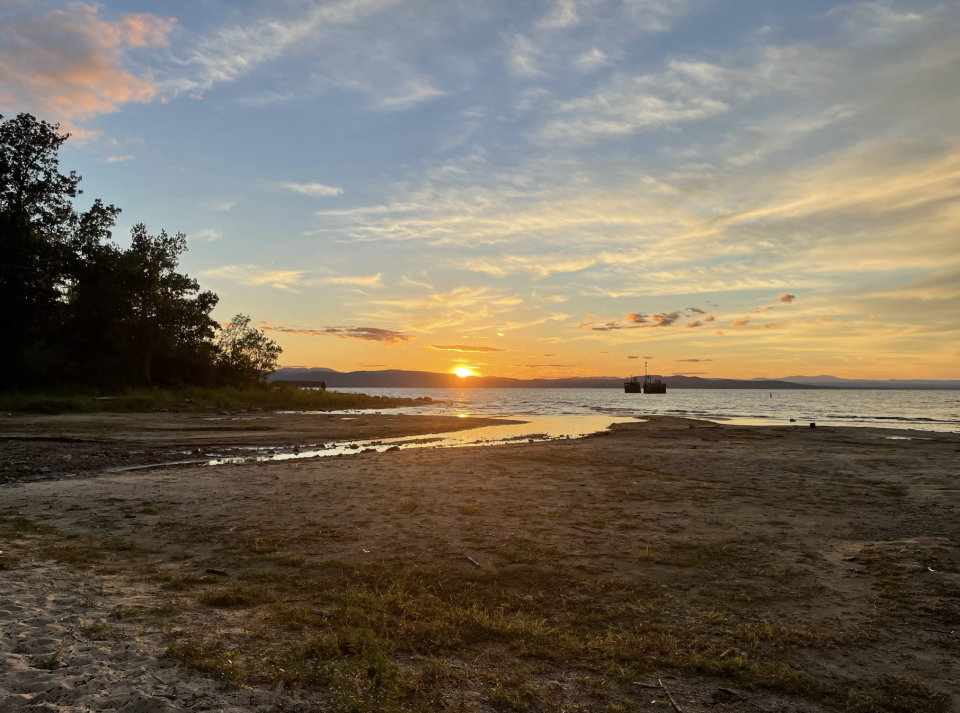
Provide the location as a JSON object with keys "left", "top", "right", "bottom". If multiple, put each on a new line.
{"left": 454, "top": 367, "right": 475, "bottom": 378}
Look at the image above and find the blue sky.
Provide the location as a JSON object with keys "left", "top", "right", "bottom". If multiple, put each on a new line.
{"left": 2, "top": 0, "right": 958, "bottom": 378}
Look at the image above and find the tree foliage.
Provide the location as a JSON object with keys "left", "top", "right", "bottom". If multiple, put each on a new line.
{"left": 0, "top": 113, "right": 281, "bottom": 389}
{"left": 216, "top": 314, "right": 283, "bottom": 386}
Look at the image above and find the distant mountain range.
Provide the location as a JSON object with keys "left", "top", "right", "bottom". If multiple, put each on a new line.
{"left": 269, "top": 367, "right": 960, "bottom": 390}
{"left": 754, "top": 375, "right": 960, "bottom": 390}
{"left": 270, "top": 368, "right": 814, "bottom": 390}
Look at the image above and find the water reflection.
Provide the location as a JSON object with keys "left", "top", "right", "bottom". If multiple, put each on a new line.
{"left": 203, "top": 414, "right": 637, "bottom": 467}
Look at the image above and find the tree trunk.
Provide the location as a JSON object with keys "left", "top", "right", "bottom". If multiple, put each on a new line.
{"left": 142, "top": 350, "right": 151, "bottom": 384}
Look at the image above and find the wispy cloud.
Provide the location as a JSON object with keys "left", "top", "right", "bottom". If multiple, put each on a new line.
{"left": 203, "top": 264, "right": 304, "bottom": 289}
{"left": 171, "top": 0, "right": 445, "bottom": 111}
{"left": 105, "top": 155, "right": 134, "bottom": 163}
{"left": 265, "top": 325, "right": 414, "bottom": 344}
{"left": 281, "top": 181, "right": 343, "bottom": 197}
{"left": 323, "top": 274, "right": 383, "bottom": 287}
{"left": 193, "top": 228, "right": 223, "bottom": 242}
{"left": 424, "top": 344, "right": 509, "bottom": 353}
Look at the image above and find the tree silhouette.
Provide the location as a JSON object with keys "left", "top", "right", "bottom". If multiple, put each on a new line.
{"left": 0, "top": 112, "right": 278, "bottom": 390}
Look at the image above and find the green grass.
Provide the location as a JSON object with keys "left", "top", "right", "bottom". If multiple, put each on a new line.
{"left": 0, "top": 384, "right": 429, "bottom": 414}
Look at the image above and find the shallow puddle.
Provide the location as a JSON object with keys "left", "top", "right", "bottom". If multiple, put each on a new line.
{"left": 201, "top": 413, "right": 639, "bottom": 467}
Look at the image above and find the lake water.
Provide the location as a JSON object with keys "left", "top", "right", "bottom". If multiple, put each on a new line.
{"left": 331, "top": 387, "right": 960, "bottom": 434}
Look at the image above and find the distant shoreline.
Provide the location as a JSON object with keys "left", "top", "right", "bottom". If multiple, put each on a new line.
{"left": 274, "top": 378, "right": 960, "bottom": 391}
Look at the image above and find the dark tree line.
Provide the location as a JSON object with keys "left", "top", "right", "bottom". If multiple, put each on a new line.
{"left": 0, "top": 113, "right": 281, "bottom": 389}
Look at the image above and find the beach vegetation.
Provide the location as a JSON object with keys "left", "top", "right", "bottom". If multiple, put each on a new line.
{"left": 0, "top": 383, "right": 417, "bottom": 413}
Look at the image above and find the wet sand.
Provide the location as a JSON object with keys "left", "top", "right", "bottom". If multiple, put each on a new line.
{"left": 2, "top": 415, "right": 959, "bottom": 712}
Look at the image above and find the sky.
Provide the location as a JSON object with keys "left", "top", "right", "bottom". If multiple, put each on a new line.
{"left": 2, "top": 0, "right": 958, "bottom": 380}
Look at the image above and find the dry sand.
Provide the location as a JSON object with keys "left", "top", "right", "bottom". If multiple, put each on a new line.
{"left": 2, "top": 414, "right": 959, "bottom": 712}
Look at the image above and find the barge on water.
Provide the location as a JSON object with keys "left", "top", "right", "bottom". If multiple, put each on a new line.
{"left": 624, "top": 362, "right": 667, "bottom": 394}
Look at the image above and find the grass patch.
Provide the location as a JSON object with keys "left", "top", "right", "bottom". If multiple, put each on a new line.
{"left": 844, "top": 677, "right": 950, "bottom": 713}
{"left": 637, "top": 540, "right": 738, "bottom": 568}
{"left": 0, "top": 384, "right": 431, "bottom": 414}
{"left": 81, "top": 624, "right": 124, "bottom": 640}
{"left": 39, "top": 543, "right": 102, "bottom": 566}
{"left": 199, "top": 585, "right": 277, "bottom": 608}
{"left": 31, "top": 650, "right": 62, "bottom": 670}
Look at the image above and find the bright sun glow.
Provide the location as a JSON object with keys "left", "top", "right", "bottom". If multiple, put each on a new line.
{"left": 454, "top": 367, "right": 475, "bottom": 378}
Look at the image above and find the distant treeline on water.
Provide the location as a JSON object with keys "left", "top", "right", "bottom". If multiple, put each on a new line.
{"left": 270, "top": 368, "right": 960, "bottom": 390}
{"left": 270, "top": 368, "right": 817, "bottom": 390}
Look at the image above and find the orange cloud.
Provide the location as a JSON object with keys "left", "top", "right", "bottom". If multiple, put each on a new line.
{"left": 424, "top": 344, "right": 509, "bottom": 352}
{"left": 264, "top": 326, "right": 414, "bottom": 344}
{"left": 0, "top": 4, "right": 174, "bottom": 124}
{"left": 775, "top": 293, "right": 796, "bottom": 304}
{"left": 731, "top": 318, "right": 750, "bottom": 327}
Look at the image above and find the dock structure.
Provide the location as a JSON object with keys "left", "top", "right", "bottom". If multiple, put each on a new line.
{"left": 624, "top": 376, "right": 642, "bottom": 393}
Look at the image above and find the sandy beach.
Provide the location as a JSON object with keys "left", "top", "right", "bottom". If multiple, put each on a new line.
{"left": 2, "top": 413, "right": 959, "bottom": 712}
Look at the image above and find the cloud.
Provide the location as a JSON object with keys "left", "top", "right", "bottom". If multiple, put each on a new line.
{"left": 400, "top": 274, "right": 433, "bottom": 290}
{"left": 506, "top": 33, "right": 543, "bottom": 77}
{"left": 535, "top": 353, "right": 557, "bottom": 357}
{"left": 538, "top": 0, "right": 581, "bottom": 30}
{"left": 576, "top": 48, "right": 610, "bottom": 72}
{"left": 627, "top": 356, "right": 639, "bottom": 359}
{"left": 513, "top": 364, "right": 577, "bottom": 368}
{"left": 193, "top": 228, "right": 223, "bottom": 242}
{"left": 170, "top": 0, "right": 451, "bottom": 112}
{"left": 323, "top": 274, "right": 383, "bottom": 287}
{"left": 538, "top": 62, "right": 736, "bottom": 143}
{"left": 731, "top": 318, "right": 750, "bottom": 327}
{"left": 281, "top": 181, "right": 344, "bottom": 197}
{"left": 424, "top": 344, "right": 509, "bottom": 353}
{"left": 775, "top": 292, "right": 796, "bottom": 303}
{"left": 376, "top": 286, "right": 521, "bottom": 312}
{"left": 676, "top": 358, "right": 713, "bottom": 362}
{"left": 763, "top": 323, "right": 779, "bottom": 328}
{"left": 684, "top": 321, "right": 702, "bottom": 328}
{"left": 586, "top": 310, "right": 684, "bottom": 331}
{"left": 827, "top": 1, "right": 926, "bottom": 46}
{"left": 591, "top": 350, "right": 609, "bottom": 354}
{"left": 265, "top": 325, "right": 414, "bottom": 344}
{"left": 203, "top": 264, "right": 304, "bottom": 289}
{"left": 650, "top": 311, "right": 683, "bottom": 327}
{"left": 173, "top": 0, "right": 402, "bottom": 91}
{"left": 0, "top": 4, "right": 174, "bottom": 124}
{"left": 586, "top": 319, "right": 637, "bottom": 332}
{"left": 105, "top": 155, "right": 134, "bottom": 163}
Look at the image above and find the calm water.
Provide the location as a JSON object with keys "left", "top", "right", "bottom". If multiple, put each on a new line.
{"left": 332, "top": 387, "right": 960, "bottom": 434}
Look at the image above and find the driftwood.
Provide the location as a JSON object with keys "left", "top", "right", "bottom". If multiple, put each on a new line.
{"left": 659, "top": 679, "right": 683, "bottom": 712}
{"left": 464, "top": 555, "right": 482, "bottom": 568}
{"left": 632, "top": 679, "right": 682, "bottom": 712}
